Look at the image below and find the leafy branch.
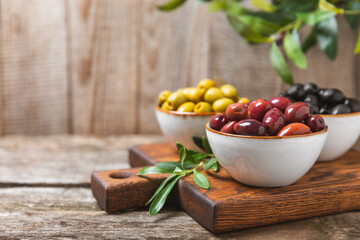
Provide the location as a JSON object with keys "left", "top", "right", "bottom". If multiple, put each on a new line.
{"left": 137, "top": 137, "right": 218, "bottom": 216}
{"left": 157, "top": 0, "right": 360, "bottom": 85}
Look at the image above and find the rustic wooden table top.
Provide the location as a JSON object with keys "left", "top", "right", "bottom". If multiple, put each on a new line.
{"left": 1, "top": 135, "right": 360, "bottom": 240}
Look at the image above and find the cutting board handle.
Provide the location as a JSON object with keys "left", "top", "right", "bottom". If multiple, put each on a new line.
{"left": 91, "top": 168, "right": 168, "bottom": 212}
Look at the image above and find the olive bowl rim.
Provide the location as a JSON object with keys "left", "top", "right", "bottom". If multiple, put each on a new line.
{"left": 319, "top": 111, "right": 360, "bottom": 118}
{"left": 155, "top": 104, "right": 217, "bottom": 116}
{"left": 205, "top": 122, "right": 328, "bottom": 140}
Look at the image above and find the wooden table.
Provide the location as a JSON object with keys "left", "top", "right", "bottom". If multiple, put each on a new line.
{"left": 1, "top": 135, "right": 360, "bottom": 239}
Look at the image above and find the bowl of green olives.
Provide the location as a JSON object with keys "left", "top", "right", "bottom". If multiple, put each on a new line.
{"left": 156, "top": 79, "right": 249, "bottom": 151}
{"left": 279, "top": 83, "right": 360, "bottom": 161}
{"left": 205, "top": 99, "right": 328, "bottom": 187}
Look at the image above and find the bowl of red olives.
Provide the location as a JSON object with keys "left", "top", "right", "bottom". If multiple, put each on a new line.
{"left": 156, "top": 79, "right": 250, "bottom": 151}
{"left": 280, "top": 83, "right": 360, "bottom": 161}
{"left": 205, "top": 98, "right": 328, "bottom": 187}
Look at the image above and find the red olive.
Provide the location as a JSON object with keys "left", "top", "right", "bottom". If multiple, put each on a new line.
{"left": 285, "top": 102, "right": 310, "bottom": 123}
{"left": 243, "top": 102, "right": 250, "bottom": 109}
{"left": 247, "top": 99, "right": 272, "bottom": 122}
{"left": 225, "top": 103, "right": 247, "bottom": 122}
{"left": 277, "top": 123, "right": 311, "bottom": 136}
{"left": 209, "top": 114, "right": 228, "bottom": 131}
{"left": 220, "top": 121, "right": 236, "bottom": 134}
{"left": 269, "top": 96, "right": 292, "bottom": 113}
{"left": 233, "top": 119, "right": 266, "bottom": 136}
{"left": 306, "top": 115, "right": 325, "bottom": 132}
{"left": 262, "top": 108, "right": 286, "bottom": 135}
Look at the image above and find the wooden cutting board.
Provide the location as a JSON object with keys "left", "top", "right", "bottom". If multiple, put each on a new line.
{"left": 91, "top": 142, "right": 360, "bottom": 233}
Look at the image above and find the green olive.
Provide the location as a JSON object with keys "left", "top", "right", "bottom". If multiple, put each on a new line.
{"left": 183, "top": 87, "right": 203, "bottom": 103}
{"left": 213, "top": 98, "right": 234, "bottom": 113}
{"left": 220, "top": 84, "right": 238, "bottom": 101}
{"left": 158, "top": 90, "right": 172, "bottom": 104}
{"left": 238, "top": 97, "right": 250, "bottom": 104}
{"left": 194, "top": 102, "right": 213, "bottom": 113}
{"left": 204, "top": 87, "right": 225, "bottom": 104}
{"left": 161, "top": 101, "right": 171, "bottom": 110}
{"left": 177, "top": 102, "right": 195, "bottom": 112}
{"left": 197, "top": 79, "right": 216, "bottom": 93}
{"left": 167, "top": 92, "right": 188, "bottom": 110}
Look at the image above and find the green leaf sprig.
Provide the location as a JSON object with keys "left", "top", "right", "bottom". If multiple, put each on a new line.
{"left": 157, "top": 0, "right": 360, "bottom": 85}
{"left": 137, "top": 136, "right": 218, "bottom": 216}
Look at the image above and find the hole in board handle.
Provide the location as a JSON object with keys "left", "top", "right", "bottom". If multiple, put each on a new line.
{"left": 109, "top": 172, "right": 133, "bottom": 179}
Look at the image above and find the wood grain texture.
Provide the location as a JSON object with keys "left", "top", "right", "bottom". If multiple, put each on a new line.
{"left": 1, "top": 136, "right": 360, "bottom": 239}
{"left": 0, "top": 135, "right": 164, "bottom": 185}
{"left": 127, "top": 142, "right": 360, "bottom": 233}
{"left": 138, "top": 1, "right": 211, "bottom": 134}
{"left": 91, "top": 168, "right": 169, "bottom": 212}
{"left": 0, "top": 0, "right": 68, "bottom": 134}
{"left": 67, "top": 0, "right": 140, "bottom": 135}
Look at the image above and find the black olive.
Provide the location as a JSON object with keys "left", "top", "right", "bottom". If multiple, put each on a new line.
{"left": 303, "top": 82, "right": 318, "bottom": 95}
{"left": 304, "top": 94, "right": 319, "bottom": 106}
{"left": 331, "top": 104, "right": 351, "bottom": 115}
{"left": 306, "top": 102, "right": 319, "bottom": 114}
{"left": 284, "top": 83, "right": 305, "bottom": 101}
{"left": 318, "top": 88, "right": 325, "bottom": 96}
{"left": 319, "top": 88, "right": 345, "bottom": 105}
{"left": 319, "top": 106, "right": 332, "bottom": 114}
{"left": 344, "top": 98, "right": 360, "bottom": 112}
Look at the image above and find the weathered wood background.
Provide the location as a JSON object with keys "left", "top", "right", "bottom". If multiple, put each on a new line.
{"left": 0, "top": 0, "right": 359, "bottom": 135}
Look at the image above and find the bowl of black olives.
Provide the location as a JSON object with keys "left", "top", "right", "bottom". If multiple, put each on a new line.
{"left": 156, "top": 79, "right": 249, "bottom": 151}
{"left": 279, "top": 83, "right": 360, "bottom": 161}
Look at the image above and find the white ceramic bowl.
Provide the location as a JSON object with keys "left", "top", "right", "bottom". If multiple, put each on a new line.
{"left": 206, "top": 123, "right": 328, "bottom": 187}
{"left": 155, "top": 105, "right": 215, "bottom": 151}
{"left": 317, "top": 112, "right": 360, "bottom": 161}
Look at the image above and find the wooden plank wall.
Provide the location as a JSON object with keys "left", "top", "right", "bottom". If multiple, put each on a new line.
{"left": 0, "top": 0, "right": 358, "bottom": 135}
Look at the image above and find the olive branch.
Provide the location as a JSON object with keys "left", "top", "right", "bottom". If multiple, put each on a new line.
{"left": 137, "top": 136, "right": 218, "bottom": 216}
{"left": 156, "top": 0, "right": 360, "bottom": 85}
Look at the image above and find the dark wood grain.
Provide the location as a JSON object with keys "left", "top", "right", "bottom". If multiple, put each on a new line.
{"left": 91, "top": 168, "right": 169, "bottom": 212}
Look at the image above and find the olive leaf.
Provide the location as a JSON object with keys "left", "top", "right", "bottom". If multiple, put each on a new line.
{"left": 345, "top": 0, "right": 360, "bottom": 30}
{"left": 137, "top": 166, "right": 173, "bottom": 175}
{"left": 269, "top": 42, "right": 294, "bottom": 85}
{"left": 203, "top": 158, "right": 218, "bottom": 170}
{"left": 284, "top": 31, "right": 307, "bottom": 69}
{"left": 354, "top": 28, "right": 360, "bottom": 54}
{"left": 176, "top": 142, "right": 184, "bottom": 151}
{"left": 156, "top": 161, "right": 181, "bottom": 171}
{"left": 227, "top": 14, "right": 272, "bottom": 44}
{"left": 193, "top": 136, "right": 206, "bottom": 151}
{"left": 157, "top": 0, "right": 187, "bottom": 11}
{"left": 251, "top": 0, "right": 275, "bottom": 12}
{"left": 149, "top": 175, "right": 182, "bottom": 216}
{"left": 237, "top": 15, "right": 281, "bottom": 36}
{"left": 291, "top": 29, "right": 301, "bottom": 46}
{"left": 193, "top": 170, "right": 210, "bottom": 189}
{"left": 316, "top": 16, "right": 338, "bottom": 60}
{"left": 179, "top": 147, "right": 186, "bottom": 169}
{"left": 207, "top": 0, "right": 226, "bottom": 13}
{"left": 145, "top": 174, "right": 178, "bottom": 205}
{"left": 201, "top": 136, "right": 213, "bottom": 154}
{"left": 297, "top": 10, "right": 336, "bottom": 25}
{"left": 191, "top": 153, "right": 213, "bottom": 162}
{"left": 302, "top": 28, "right": 317, "bottom": 53}
{"left": 212, "top": 162, "right": 219, "bottom": 172}
{"left": 318, "top": 0, "right": 344, "bottom": 14}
